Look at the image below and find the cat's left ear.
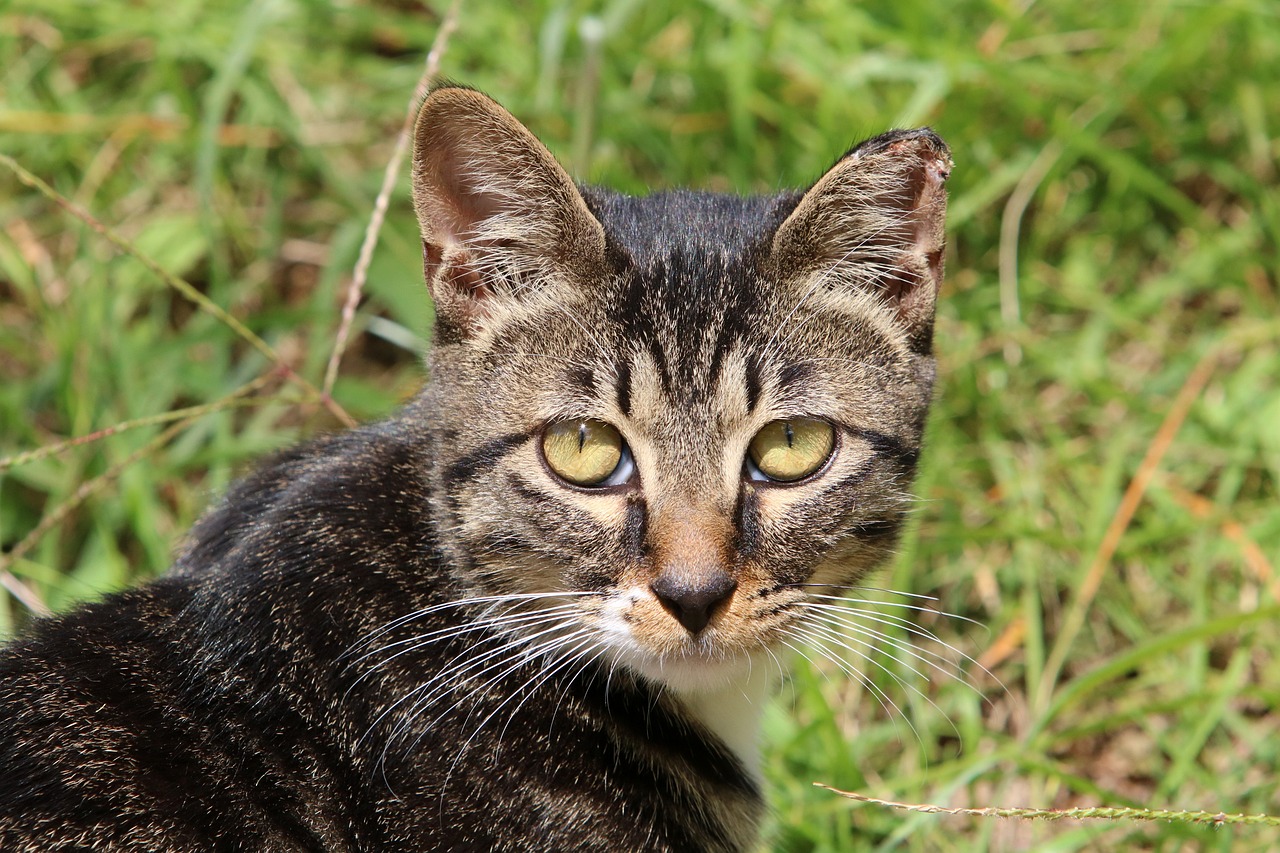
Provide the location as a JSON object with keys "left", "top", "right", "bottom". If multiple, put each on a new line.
{"left": 771, "top": 129, "right": 952, "bottom": 352}
{"left": 411, "top": 86, "right": 607, "bottom": 341}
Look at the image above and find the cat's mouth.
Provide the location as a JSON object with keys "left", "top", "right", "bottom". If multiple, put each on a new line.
{"left": 591, "top": 585, "right": 781, "bottom": 692}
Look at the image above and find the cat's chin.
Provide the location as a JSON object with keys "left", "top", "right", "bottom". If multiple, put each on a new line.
{"left": 604, "top": 644, "right": 761, "bottom": 694}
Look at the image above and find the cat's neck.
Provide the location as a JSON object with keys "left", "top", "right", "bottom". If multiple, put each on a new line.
{"left": 671, "top": 658, "right": 778, "bottom": 780}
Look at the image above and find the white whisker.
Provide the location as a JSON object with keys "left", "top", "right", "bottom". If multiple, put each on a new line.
{"left": 801, "top": 591, "right": 985, "bottom": 630}
{"left": 802, "top": 609, "right": 976, "bottom": 695}
{"left": 778, "top": 635, "right": 912, "bottom": 745}
{"left": 793, "top": 584, "right": 940, "bottom": 602}
{"left": 344, "top": 591, "right": 602, "bottom": 659}
{"left": 434, "top": 628, "right": 598, "bottom": 761}
{"left": 405, "top": 623, "right": 594, "bottom": 741}
{"left": 350, "top": 603, "right": 582, "bottom": 672}
{"left": 792, "top": 621, "right": 960, "bottom": 746}
{"left": 364, "top": 613, "right": 586, "bottom": 760}
{"left": 786, "top": 626, "right": 924, "bottom": 747}
{"left": 796, "top": 595, "right": 1000, "bottom": 689}
{"left": 346, "top": 605, "right": 584, "bottom": 705}
{"left": 434, "top": 631, "right": 606, "bottom": 800}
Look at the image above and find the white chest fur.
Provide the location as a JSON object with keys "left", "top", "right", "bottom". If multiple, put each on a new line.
{"left": 673, "top": 660, "right": 777, "bottom": 780}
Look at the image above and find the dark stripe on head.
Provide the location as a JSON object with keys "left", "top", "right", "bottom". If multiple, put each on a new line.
{"left": 444, "top": 433, "right": 528, "bottom": 487}
{"left": 615, "top": 358, "right": 632, "bottom": 417}
{"left": 733, "top": 485, "right": 761, "bottom": 558}
{"left": 623, "top": 494, "right": 647, "bottom": 560}
{"left": 566, "top": 366, "right": 596, "bottom": 394}
{"left": 614, "top": 264, "right": 674, "bottom": 397}
{"left": 743, "top": 353, "right": 762, "bottom": 415}
{"left": 777, "top": 361, "right": 813, "bottom": 395}
{"left": 506, "top": 473, "right": 554, "bottom": 509}
{"left": 841, "top": 424, "right": 921, "bottom": 470}
{"left": 706, "top": 322, "right": 738, "bottom": 397}
{"left": 647, "top": 337, "right": 673, "bottom": 396}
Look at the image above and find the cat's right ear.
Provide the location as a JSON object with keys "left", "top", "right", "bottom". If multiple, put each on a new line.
{"left": 411, "top": 87, "right": 607, "bottom": 341}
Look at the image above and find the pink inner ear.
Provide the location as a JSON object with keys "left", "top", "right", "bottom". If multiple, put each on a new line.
{"left": 439, "top": 159, "right": 511, "bottom": 242}
{"left": 770, "top": 131, "right": 951, "bottom": 353}
{"left": 444, "top": 253, "right": 488, "bottom": 301}
{"left": 889, "top": 148, "right": 951, "bottom": 323}
{"left": 422, "top": 153, "right": 502, "bottom": 254}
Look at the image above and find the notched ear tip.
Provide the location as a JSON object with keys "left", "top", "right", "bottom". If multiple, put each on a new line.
{"left": 901, "top": 140, "right": 952, "bottom": 185}
{"left": 848, "top": 127, "right": 951, "bottom": 165}
{"left": 847, "top": 128, "right": 954, "bottom": 203}
{"left": 884, "top": 130, "right": 952, "bottom": 194}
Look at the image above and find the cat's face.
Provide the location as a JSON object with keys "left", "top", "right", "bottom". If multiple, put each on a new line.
{"left": 412, "top": 88, "right": 949, "bottom": 693}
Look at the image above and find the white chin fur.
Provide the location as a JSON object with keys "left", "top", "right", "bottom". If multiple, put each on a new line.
{"left": 596, "top": 587, "right": 759, "bottom": 692}
{"left": 627, "top": 648, "right": 755, "bottom": 693}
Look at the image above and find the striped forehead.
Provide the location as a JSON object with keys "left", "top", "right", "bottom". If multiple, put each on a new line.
{"left": 539, "top": 186, "right": 910, "bottom": 422}
{"left": 580, "top": 186, "right": 799, "bottom": 395}
{"left": 619, "top": 263, "right": 754, "bottom": 399}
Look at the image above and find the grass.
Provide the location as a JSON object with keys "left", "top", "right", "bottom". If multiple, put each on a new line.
{"left": 2, "top": 0, "right": 1278, "bottom": 849}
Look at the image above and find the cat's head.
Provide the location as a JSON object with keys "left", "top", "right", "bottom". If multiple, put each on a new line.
{"left": 410, "top": 87, "right": 950, "bottom": 693}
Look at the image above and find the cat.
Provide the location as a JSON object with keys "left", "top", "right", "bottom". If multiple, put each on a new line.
{"left": 0, "top": 86, "right": 950, "bottom": 851}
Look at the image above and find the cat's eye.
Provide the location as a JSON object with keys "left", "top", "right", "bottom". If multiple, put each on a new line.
{"left": 745, "top": 417, "right": 835, "bottom": 483}
{"left": 541, "top": 419, "right": 635, "bottom": 488}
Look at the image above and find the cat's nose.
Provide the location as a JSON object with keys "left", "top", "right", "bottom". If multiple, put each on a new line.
{"left": 650, "top": 570, "right": 737, "bottom": 634}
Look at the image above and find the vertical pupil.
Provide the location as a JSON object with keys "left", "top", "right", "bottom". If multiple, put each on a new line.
{"left": 577, "top": 422, "right": 587, "bottom": 453}
{"left": 783, "top": 421, "right": 794, "bottom": 448}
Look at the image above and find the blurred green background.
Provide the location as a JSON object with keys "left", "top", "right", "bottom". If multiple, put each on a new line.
{"left": 2, "top": 1, "right": 1278, "bottom": 849}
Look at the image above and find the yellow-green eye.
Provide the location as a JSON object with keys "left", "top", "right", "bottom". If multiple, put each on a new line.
{"left": 542, "top": 419, "right": 632, "bottom": 487}
{"left": 746, "top": 418, "right": 835, "bottom": 483}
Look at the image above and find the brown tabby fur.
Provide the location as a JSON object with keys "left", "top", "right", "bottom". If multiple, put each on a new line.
{"left": 0, "top": 86, "right": 950, "bottom": 851}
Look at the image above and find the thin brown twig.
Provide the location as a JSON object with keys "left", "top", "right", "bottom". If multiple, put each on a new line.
{"left": 815, "top": 784, "right": 1280, "bottom": 827}
{"left": 1035, "top": 347, "right": 1220, "bottom": 713}
{"left": 0, "top": 16, "right": 473, "bottom": 614}
{"left": 0, "top": 391, "right": 296, "bottom": 472}
{"left": 322, "top": 0, "right": 463, "bottom": 398}
{"left": 976, "top": 614, "right": 1026, "bottom": 671}
{"left": 0, "top": 111, "right": 282, "bottom": 146}
{"left": 1, "top": 421, "right": 191, "bottom": 616}
{"left": 0, "top": 573, "right": 48, "bottom": 618}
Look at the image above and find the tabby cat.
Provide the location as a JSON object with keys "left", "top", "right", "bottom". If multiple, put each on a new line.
{"left": 0, "top": 86, "right": 950, "bottom": 851}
